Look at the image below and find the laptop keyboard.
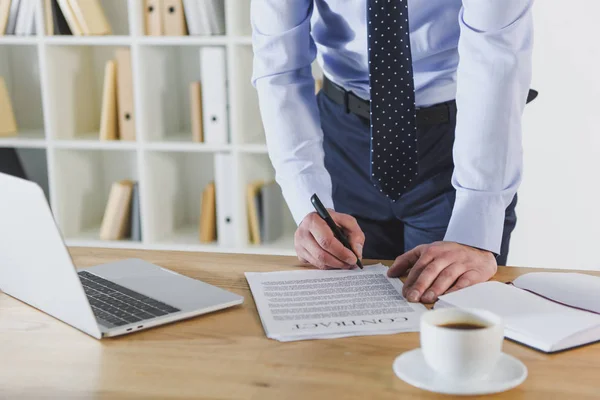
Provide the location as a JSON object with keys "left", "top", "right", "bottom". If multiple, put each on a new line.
{"left": 78, "top": 270, "right": 181, "bottom": 328}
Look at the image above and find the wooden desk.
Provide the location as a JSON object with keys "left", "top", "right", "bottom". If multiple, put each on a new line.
{"left": 1, "top": 248, "right": 599, "bottom": 399}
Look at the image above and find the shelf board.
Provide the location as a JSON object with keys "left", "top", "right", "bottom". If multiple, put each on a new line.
{"left": 0, "top": 130, "right": 46, "bottom": 148}
{"left": 136, "top": 36, "right": 229, "bottom": 46}
{"left": 65, "top": 226, "right": 142, "bottom": 249}
{"left": 0, "top": 36, "right": 39, "bottom": 45}
{"left": 145, "top": 134, "right": 231, "bottom": 152}
{"left": 238, "top": 143, "right": 268, "bottom": 153}
{"left": 52, "top": 132, "right": 138, "bottom": 150}
{"left": 149, "top": 224, "right": 223, "bottom": 251}
{"left": 243, "top": 233, "right": 296, "bottom": 256}
{"left": 43, "top": 35, "right": 131, "bottom": 46}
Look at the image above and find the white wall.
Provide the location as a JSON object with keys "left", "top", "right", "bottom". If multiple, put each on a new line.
{"left": 507, "top": 1, "right": 600, "bottom": 270}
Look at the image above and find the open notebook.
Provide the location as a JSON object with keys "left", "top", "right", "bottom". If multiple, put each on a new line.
{"left": 434, "top": 272, "right": 600, "bottom": 353}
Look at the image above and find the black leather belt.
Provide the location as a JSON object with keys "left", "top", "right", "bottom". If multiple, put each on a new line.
{"left": 321, "top": 76, "right": 538, "bottom": 125}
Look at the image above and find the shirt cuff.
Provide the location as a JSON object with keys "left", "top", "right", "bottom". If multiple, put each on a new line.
{"left": 280, "top": 172, "right": 334, "bottom": 226}
{"left": 443, "top": 191, "right": 510, "bottom": 255}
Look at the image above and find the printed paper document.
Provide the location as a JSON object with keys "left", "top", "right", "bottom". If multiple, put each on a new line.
{"left": 245, "top": 264, "right": 427, "bottom": 342}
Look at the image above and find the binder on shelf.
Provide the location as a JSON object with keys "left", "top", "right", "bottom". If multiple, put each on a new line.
{"left": 205, "top": 0, "right": 225, "bottom": 35}
{"left": 115, "top": 48, "right": 136, "bottom": 141}
{"left": 56, "top": 0, "right": 83, "bottom": 35}
{"left": 162, "top": 0, "right": 187, "bottom": 36}
{"left": 144, "top": 0, "right": 163, "bottom": 35}
{"left": 51, "top": 0, "right": 71, "bottom": 35}
{"left": 129, "top": 181, "right": 142, "bottom": 241}
{"left": 0, "top": 77, "right": 18, "bottom": 137}
{"left": 99, "top": 60, "right": 118, "bottom": 141}
{"left": 0, "top": 0, "right": 12, "bottom": 35}
{"left": 14, "top": 0, "right": 35, "bottom": 36}
{"left": 214, "top": 153, "right": 235, "bottom": 247}
{"left": 181, "top": 0, "right": 204, "bottom": 36}
{"left": 199, "top": 46, "right": 228, "bottom": 145}
{"left": 43, "top": 0, "right": 53, "bottom": 35}
{"left": 100, "top": 180, "right": 135, "bottom": 241}
{"left": 246, "top": 180, "right": 264, "bottom": 245}
{"left": 259, "top": 181, "right": 284, "bottom": 243}
{"left": 189, "top": 81, "right": 204, "bottom": 143}
{"left": 5, "top": 0, "right": 21, "bottom": 35}
{"left": 199, "top": 181, "right": 216, "bottom": 243}
{"left": 68, "top": 0, "right": 112, "bottom": 36}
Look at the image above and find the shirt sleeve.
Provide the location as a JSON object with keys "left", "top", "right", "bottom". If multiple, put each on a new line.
{"left": 250, "top": 0, "right": 334, "bottom": 225}
{"left": 443, "top": 0, "right": 534, "bottom": 255}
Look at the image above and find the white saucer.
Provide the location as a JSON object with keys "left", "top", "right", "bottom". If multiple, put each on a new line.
{"left": 393, "top": 348, "right": 528, "bottom": 396}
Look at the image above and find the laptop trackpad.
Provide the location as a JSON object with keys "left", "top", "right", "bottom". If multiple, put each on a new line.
{"left": 82, "top": 258, "right": 241, "bottom": 312}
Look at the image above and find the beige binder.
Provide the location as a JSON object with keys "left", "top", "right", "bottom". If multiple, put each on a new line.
{"left": 43, "top": 0, "right": 53, "bottom": 35}
{"left": 56, "top": 0, "right": 83, "bottom": 35}
{"left": 199, "top": 181, "right": 216, "bottom": 243}
{"left": 0, "top": 0, "right": 12, "bottom": 35}
{"left": 144, "top": 0, "right": 163, "bottom": 35}
{"left": 0, "top": 77, "right": 18, "bottom": 137}
{"left": 99, "top": 60, "right": 118, "bottom": 141}
{"left": 68, "top": 0, "right": 112, "bottom": 35}
{"left": 189, "top": 81, "right": 204, "bottom": 142}
{"left": 162, "top": 0, "right": 187, "bottom": 36}
{"left": 100, "top": 180, "right": 135, "bottom": 241}
{"left": 115, "top": 48, "right": 136, "bottom": 141}
{"left": 247, "top": 180, "right": 264, "bottom": 245}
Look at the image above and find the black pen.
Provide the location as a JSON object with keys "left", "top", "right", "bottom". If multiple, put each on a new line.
{"left": 310, "top": 194, "right": 363, "bottom": 269}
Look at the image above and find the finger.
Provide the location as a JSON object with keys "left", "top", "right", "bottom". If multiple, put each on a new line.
{"left": 403, "top": 257, "right": 452, "bottom": 302}
{"left": 401, "top": 245, "right": 439, "bottom": 290}
{"left": 387, "top": 245, "right": 426, "bottom": 278}
{"left": 446, "top": 270, "right": 482, "bottom": 294}
{"left": 304, "top": 233, "right": 353, "bottom": 269}
{"left": 331, "top": 212, "right": 365, "bottom": 259}
{"left": 309, "top": 217, "right": 358, "bottom": 265}
{"left": 420, "top": 263, "right": 467, "bottom": 303}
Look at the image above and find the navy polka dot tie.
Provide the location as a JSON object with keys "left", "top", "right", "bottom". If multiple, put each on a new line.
{"left": 368, "top": 0, "right": 417, "bottom": 200}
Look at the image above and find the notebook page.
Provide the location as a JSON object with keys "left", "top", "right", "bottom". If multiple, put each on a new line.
{"left": 513, "top": 272, "right": 600, "bottom": 315}
{"left": 436, "top": 281, "right": 600, "bottom": 350}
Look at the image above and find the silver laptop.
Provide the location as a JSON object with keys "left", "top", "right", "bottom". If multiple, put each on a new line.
{"left": 0, "top": 172, "right": 243, "bottom": 339}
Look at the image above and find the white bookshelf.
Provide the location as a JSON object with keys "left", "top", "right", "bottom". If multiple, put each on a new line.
{"left": 0, "top": 0, "right": 300, "bottom": 256}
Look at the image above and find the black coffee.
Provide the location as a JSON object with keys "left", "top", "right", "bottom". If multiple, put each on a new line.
{"left": 438, "top": 322, "right": 487, "bottom": 330}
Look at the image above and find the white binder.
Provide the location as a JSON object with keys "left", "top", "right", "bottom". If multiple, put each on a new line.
{"left": 214, "top": 153, "right": 235, "bottom": 247}
{"left": 199, "top": 46, "right": 228, "bottom": 145}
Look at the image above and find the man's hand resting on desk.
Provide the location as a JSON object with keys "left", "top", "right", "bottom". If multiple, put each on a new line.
{"left": 295, "top": 210, "right": 365, "bottom": 270}
{"left": 387, "top": 242, "right": 497, "bottom": 304}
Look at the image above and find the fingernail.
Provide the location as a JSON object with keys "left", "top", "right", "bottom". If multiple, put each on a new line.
{"left": 356, "top": 243, "right": 363, "bottom": 259}
{"left": 422, "top": 290, "right": 435, "bottom": 303}
{"left": 407, "top": 290, "right": 420, "bottom": 302}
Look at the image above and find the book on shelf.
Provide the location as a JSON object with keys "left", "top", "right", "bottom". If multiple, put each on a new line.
{"left": 99, "top": 180, "right": 135, "bottom": 241}
{"left": 0, "top": 0, "right": 11, "bottom": 35}
{"left": 50, "top": 0, "right": 71, "bottom": 35}
{"left": 99, "top": 59, "right": 118, "bottom": 141}
{"left": 4, "top": 0, "right": 21, "bottom": 35}
{"left": 51, "top": 0, "right": 111, "bottom": 36}
{"left": 0, "top": 76, "right": 18, "bottom": 137}
{"left": 198, "top": 181, "right": 216, "bottom": 243}
{"left": 115, "top": 48, "right": 136, "bottom": 141}
{"left": 0, "top": 148, "right": 26, "bottom": 179}
{"left": 182, "top": 0, "right": 225, "bottom": 36}
{"left": 129, "top": 181, "right": 142, "bottom": 241}
{"left": 189, "top": 81, "right": 204, "bottom": 143}
{"left": 246, "top": 180, "right": 284, "bottom": 245}
{"left": 13, "top": 0, "right": 36, "bottom": 36}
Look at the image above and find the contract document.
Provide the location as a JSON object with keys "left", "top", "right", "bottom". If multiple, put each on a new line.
{"left": 245, "top": 264, "right": 427, "bottom": 342}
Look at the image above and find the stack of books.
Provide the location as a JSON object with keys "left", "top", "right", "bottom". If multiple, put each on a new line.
{"left": 99, "top": 180, "right": 141, "bottom": 241}
{"left": 0, "top": 0, "right": 37, "bottom": 36}
{"left": 143, "top": 0, "right": 225, "bottom": 36}
{"left": 98, "top": 49, "right": 136, "bottom": 141}
{"left": 246, "top": 180, "right": 284, "bottom": 245}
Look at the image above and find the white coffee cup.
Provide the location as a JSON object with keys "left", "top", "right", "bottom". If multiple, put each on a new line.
{"left": 420, "top": 308, "right": 504, "bottom": 382}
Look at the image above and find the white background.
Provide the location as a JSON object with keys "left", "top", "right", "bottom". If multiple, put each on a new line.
{"left": 507, "top": 1, "right": 600, "bottom": 270}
